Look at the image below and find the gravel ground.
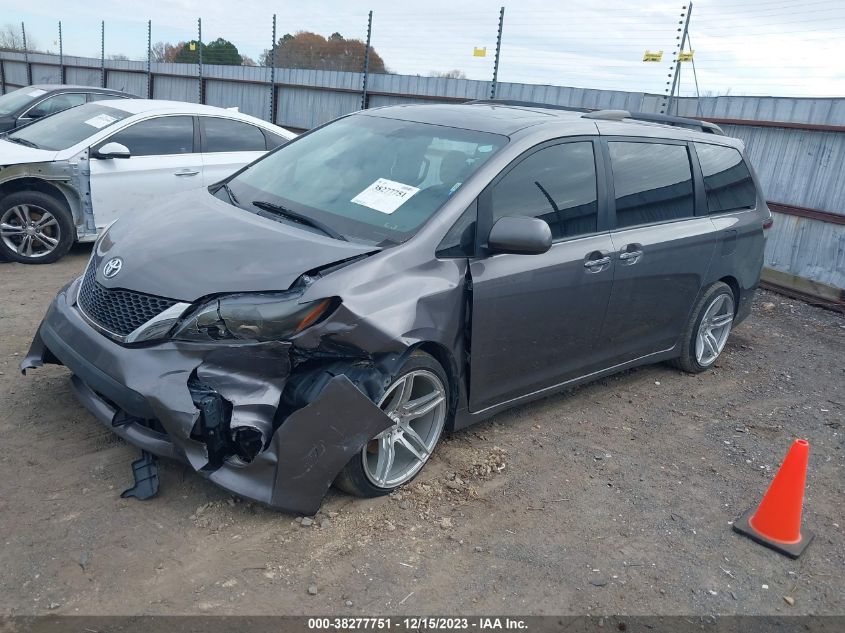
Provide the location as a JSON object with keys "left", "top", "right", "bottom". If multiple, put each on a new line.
{"left": 0, "top": 244, "right": 843, "bottom": 616}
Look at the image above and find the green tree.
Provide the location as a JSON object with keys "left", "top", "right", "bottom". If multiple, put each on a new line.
{"left": 259, "top": 31, "right": 388, "bottom": 73}
{"left": 174, "top": 38, "right": 242, "bottom": 65}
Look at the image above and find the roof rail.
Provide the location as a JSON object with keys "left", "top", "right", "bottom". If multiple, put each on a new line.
{"left": 465, "top": 99, "right": 590, "bottom": 113}
{"left": 583, "top": 109, "right": 724, "bottom": 135}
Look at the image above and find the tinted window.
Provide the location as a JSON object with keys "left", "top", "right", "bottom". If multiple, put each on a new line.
{"left": 28, "top": 93, "right": 87, "bottom": 118}
{"left": 265, "top": 130, "right": 289, "bottom": 150}
{"left": 203, "top": 117, "right": 267, "bottom": 152}
{"left": 106, "top": 116, "right": 194, "bottom": 156}
{"left": 609, "top": 142, "right": 694, "bottom": 228}
{"left": 695, "top": 143, "right": 757, "bottom": 213}
{"left": 7, "top": 104, "right": 130, "bottom": 151}
{"left": 88, "top": 93, "right": 130, "bottom": 102}
{"left": 491, "top": 142, "right": 598, "bottom": 240}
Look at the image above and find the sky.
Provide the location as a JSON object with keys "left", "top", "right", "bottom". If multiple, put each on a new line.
{"left": 4, "top": 0, "right": 844, "bottom": 98}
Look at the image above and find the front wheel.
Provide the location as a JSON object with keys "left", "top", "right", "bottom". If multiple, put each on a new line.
{"left": 335, "top": 350, "right": 449, "bottom": 498}
{"left": 670, "top": 281, "right": 735, "bottom": 373}
{"left": 0, "top": 191, "right": 75, "bottom": 264}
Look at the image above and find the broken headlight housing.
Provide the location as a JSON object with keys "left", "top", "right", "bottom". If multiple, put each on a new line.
{"left": 172, "top": 291, "right": 336, "bottom": 342}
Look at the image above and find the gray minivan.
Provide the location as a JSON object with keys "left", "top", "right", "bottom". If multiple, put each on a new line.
{"left": 22, "top": 102, "right": 772, "bottom": 514}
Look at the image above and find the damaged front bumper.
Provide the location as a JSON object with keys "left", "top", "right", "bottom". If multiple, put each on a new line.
{"left": 20, "top": 280, "right": 393, "bottom": 515}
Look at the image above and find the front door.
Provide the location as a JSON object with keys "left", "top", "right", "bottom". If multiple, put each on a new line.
{"left": 469, "top": 139, "right": 615, "bottom": 412}
{"left": 89, "top": 115, "right": 202, "bottom": 229}
{"left": 599, "top": 140, "right": 719, "bottom": 362}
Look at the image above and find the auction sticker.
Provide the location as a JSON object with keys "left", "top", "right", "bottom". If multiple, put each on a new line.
{"left": 27, "top": 89, "right": 47, "bottom": 97}
{"left": 351, "top": 178, "right": 419, "bottom": 214}
{"left": 84, "top": 114, "right": 118, "bottom": 129}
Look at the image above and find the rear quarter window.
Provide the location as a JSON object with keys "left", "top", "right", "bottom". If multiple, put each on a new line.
{"left": 694, "top": 143, "right": 757, "bottom": 213}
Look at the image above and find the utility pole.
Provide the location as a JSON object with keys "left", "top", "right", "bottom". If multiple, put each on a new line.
{"left": 663, "top": 3, "right": 692, "bottom": 115}
{"left": 270, "top": 14, "right": 277, "bottom": 122}
{"left": 197, "top": 18, "right": 204, "bottom": 104}
{"left": 146, "top": 20, "right": 152, "bottom": 98}
{"left": 490, "top": 6, "right": 505, "bottom": 99}
{"left": 361, "top": 10, "right": 373, "bottom": 110}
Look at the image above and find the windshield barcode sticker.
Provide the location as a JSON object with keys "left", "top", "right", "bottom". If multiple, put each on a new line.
{"left": 351, "top": 178, "right": 419, "bottom": 214}
{"left": 28, "top": 89, "right": 48, "bottom": 97}
{"left": 84, "top": 114, "right": 118, "bottom": 129}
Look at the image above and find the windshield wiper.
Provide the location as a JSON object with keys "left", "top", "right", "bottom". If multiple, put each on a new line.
{"left": 252, "top": 200, "right": 347, "bottom": 241}
{"left": 6, "top": 136, "right": 39, "bottom": 149}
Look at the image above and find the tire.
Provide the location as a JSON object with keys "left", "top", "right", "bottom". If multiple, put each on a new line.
{"left": 669, "top": 281, "right": 736, "bottom": 374}
{"left": 0, "top": 191, "right": 75, "bottom": 264}
{"left": 335, "top": 350, "right": 450, "bottom": 498}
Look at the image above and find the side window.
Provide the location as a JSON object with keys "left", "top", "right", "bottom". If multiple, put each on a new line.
{"left": 694, "top": 143, "right": 757, "bottom": 213}
{"left": 608, "top": 142, "right": 695, "bottom": 228}
{"left": 436, "top": 200, "right": 477, "bottom": 258}
{"left": 28, "top": 93, "right": 86, "bottom": 118}
{"left": 264, "top": 130, "right": 290, "bottom": 150}
{"left": 88, "top": 93, "right": 128, "bottom": 103}
{"left": 203, "top": 117, "right": 267, "bottom": 152}
{"left": 104, "top": 116, "right": 194, "bottom": 156}
{"left": 491, "top": 142, "right": 598, "bottom": 240}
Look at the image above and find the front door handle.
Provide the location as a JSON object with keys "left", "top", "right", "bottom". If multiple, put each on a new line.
{"left": 618, "top": 243, "right": 643, "bottom": 265}
{"left": 174, "top": 169, "right": 200, "bottom": 177}
{"left": 584, "top": 250, "right": 612, "bottom": 272}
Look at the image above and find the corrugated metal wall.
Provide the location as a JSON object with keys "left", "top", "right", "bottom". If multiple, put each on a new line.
{"left": 1, "top": 50, "right": 842, "bottom": 296}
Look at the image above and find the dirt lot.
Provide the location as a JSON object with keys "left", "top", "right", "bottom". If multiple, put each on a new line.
{"left": 0, "top": 244, "right": 843, "bottom": 617}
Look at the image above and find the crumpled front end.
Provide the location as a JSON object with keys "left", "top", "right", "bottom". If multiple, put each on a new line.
{"left": 20, "top": 278, "right": 394, "bottom": 515}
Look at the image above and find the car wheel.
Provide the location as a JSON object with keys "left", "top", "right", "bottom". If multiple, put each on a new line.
{"left": 0, "top": 191, "right": 75, "bottom": 264}
{"left": 335, "top": 350, "right": 449, "bottom": 498}
{"left": 670, "top": 281, "right": 735, "bottom": 373}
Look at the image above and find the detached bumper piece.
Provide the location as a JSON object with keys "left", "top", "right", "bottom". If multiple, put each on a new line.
{"left": 120, "top": 451, "right": 160, "bottom": 501}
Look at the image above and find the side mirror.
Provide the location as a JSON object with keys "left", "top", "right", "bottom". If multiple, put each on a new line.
{"left": 94, "top": 142, "right": 131, "bottom": 159}
{"left": 487, "top": 216, "right": 552, "bottom": 255}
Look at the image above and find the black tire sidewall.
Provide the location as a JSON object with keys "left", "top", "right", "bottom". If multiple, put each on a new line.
{"left": 0, "top": 191, "right": 75, "bottom": 264}
{"left": 334, "top": 350, "right": 450, "bottom": 498}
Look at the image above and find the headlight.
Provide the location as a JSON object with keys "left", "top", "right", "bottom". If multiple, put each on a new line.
{"left": 172, "top": 290, "right": 336, "bottom": 342}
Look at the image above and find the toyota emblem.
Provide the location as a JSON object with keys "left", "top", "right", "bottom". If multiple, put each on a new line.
{"left": 103, "top": 257, "right": 123, "bottom": 279}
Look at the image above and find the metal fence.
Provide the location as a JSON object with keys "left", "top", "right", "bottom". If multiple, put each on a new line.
{"left": 0, "top": 49, "right": 843, "bottom": 307}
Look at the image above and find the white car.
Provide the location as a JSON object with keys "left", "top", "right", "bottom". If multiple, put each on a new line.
{"left": 0, "top": 99, "right": 295, "bottom": 263}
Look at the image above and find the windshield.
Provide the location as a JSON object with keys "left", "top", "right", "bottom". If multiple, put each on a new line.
{"left": 225, "top": 114, "right": 506, "bottom": 244}
{"left": 7, "top": 104, "right": 130, "bottom": 151}
{"left": 0, "top": 87, "right": 46, "bottom": 116}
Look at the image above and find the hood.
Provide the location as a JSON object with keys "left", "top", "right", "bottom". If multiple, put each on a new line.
{"left": 0, "top": 138, "right": 59, "bottom": 166}
{"left": 96, "top": 188, "right": 377, "bottom": 302}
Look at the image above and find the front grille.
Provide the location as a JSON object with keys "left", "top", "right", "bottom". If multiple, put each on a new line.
{"left": 78, "top": 258, "right": 178, "bottom": 337}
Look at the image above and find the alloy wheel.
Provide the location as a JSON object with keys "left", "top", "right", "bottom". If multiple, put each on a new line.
{"left": 695, "top": 293, "right": 734, "bottom": 367}
{"left": 362, "top": 369, "right": 447, "bottom": 488}
{"left": 0, "top": 204, "right": 61, "bottom": 259}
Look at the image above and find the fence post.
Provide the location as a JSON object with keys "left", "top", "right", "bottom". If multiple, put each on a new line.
{"left": 269, "top": 14, "right": 277, "bottom": 123}
{"left": 58, "top": 21, "right": 65, "bottom": 83}
{"left": 0, "top": 57, "right": 6, "bottom": 94}
{"left": 490, "top": 7, "right": 505, "bottom": 99}
{"left": 197, "top": 18, "right": 204, "bottom": 104}
{"left": 663, "top": 2, "right": 692, "bottom": 115}
{"left": 146, "top": 20, "right": 153, "bottom": 98}
{"left": 360, "top": 10, "right": 373, "bottom": 110}
{"left": 21, "top": 22, "right": 32, "bottom": 86}
{"left": 100, "top": 21, "right": 106, "bottom": 88}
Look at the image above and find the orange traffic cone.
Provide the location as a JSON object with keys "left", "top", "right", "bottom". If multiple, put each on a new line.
{"left": 733, "top": 439, "right": 813, "bottom": 558}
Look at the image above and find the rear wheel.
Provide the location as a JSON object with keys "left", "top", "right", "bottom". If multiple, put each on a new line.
{"left": 0, "top": 191, "right": 75, "bottom": 264}
{"left": 335, "top": 350, "right": 449, "bottom": 498}
{"left": 670, "top": 282, "right": 735, "bottom": 373}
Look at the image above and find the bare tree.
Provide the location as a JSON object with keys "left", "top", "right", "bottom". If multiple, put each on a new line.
{"left": 429, "top": 69, "right": 466, "bottom": 79}
{"left": 0, "top": 23, "right": 35, "bottom": 51}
